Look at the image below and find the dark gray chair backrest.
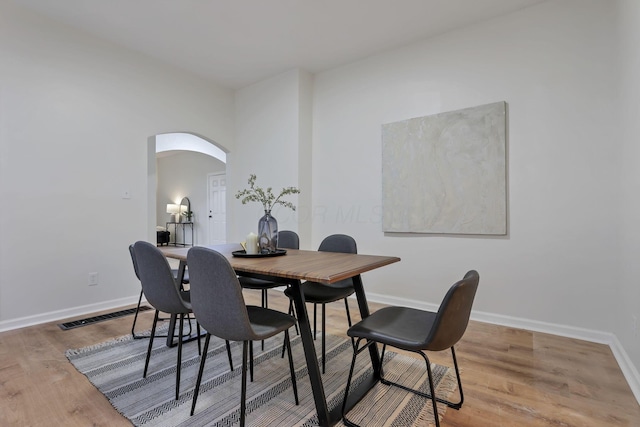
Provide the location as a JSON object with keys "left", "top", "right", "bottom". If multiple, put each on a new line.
{"left": 278, "top": 230, "right": 299, "bottom": 249}
{"left": 132, "top": 241, "right": 190, "bottom": 314}
{"left": 129, "top": 244, "right": 140, "bottom": 280}
{"left": 425, "top": 270, "right": 479, "bottom": 351}
{"left": 318, "top": 234, "right": 357, "bottom": 254}
{"left": 316, "top": 234, "right": 357, "bottom": 288}
{"left": 187, "top": 246, "right": 258, "bottom": 341}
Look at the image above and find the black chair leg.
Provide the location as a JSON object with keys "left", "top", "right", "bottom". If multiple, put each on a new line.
{"left": 286, "top": 297, "right": 299, "bottom": 335}
{"left": 284, "top": 330, "right": 299, "bottom": 405}
{"left": 190, "top": 333, "right": 211, "bottom": 416}
{"left": 184, "top": 313, "right": 193, "bottom": 336}
{"left": 344, "top": 298, "right": 352, "bottom": 326}
{"left": 261, "top": 289, "right": 267, "bottom": 350}
{"left": 143, "top": 310, "right": 159, "bottom": 377}
{"left": 341, "top": 337, "right": 376, "bottom": 427}
{"left": 379, "top": 346, "right": 463, "bottom": 410}
{"left": 176, "top": 314, "right": 184, "bottom": 400}
{"left": 241, "top": 341, "right": 249, "bottom": 427}
{"left": 249, "top": 341, "right": 254, "bottom": 382}
{"left": 282, "top": 302, "right": 297, "bottom": 359}
{"left": 343, "top": 340, "right": 455, "bottom": 427}
{"left": 423, "top": 352, "right": 440, "bottom": 427}
{"left": 449, "top": 346, "right": 464, "bottom": 408}
{"left": 313, "top": 303, "right": 318, "bottom": 340}
{"left": 197, "top": 322, "right": 202, "bottom": 355}
{"left": 344, "top": 298, "right": 356, "bottom": 349}
{"left": 322, "top": 303, "right": 326, "bottom": 374}
{"left": 131, "top": 289, "right": 144, "bottom": 339}
{"left": 226, "top": 340, "right": 234, "bottom": 371}
{"left": 376, "top": 345, "right": 466, "bottom": 427}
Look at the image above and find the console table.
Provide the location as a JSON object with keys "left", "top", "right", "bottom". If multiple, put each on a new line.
{"left": 165, "top": 221, "right": 194, "bottom": 246}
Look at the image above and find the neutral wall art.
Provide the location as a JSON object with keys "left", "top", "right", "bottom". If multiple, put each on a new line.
{"left": 382, "top": 101, "right": 507, "bottom": 235}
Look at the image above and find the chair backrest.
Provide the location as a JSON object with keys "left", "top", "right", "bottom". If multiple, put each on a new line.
{"left": 129, "top": 244, "right": 140, "bottom": 280}
{"left": 318, "top": 234, "right": 357, "bottom": 254}
{"left": 187, "top": 246, "right": 258, "bottom": 341}
{"left": 278, "top": 230, "right": 299, "bottom": 249}
{"left": 132, "top": 241, "right": 190, "bottom": 314}
{"left": 425, "top": 270, "right": 480, "bottom": 351}
{"left": 316, "top": 234, "right": 357, "bottom": 288}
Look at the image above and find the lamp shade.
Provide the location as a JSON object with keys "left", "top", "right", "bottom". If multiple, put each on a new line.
{"left": 166, "top": 204, "right": 180, "bottom": 214}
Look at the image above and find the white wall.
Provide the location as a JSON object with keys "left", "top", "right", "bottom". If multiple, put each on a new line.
{"left": 617, "top": 0, "right": 640, "bottom": 373}
{"left": 311, "top": 0, "right": 619, "bottom": 334}
{"left": 229, "top": 69, "right": 313, "bottom": 247}
{"left": 0, "top": 1, "right": 234, "bottom": 326}
{"left": 157, "top": 152, "right": 226, "bottom": 245}
{"left": 226, "top": 1, "right": 639, "bottom": 395}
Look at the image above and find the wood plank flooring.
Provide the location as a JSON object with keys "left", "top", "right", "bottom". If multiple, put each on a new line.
{"left": 1, "top": 290, "right": 639, "bottom": 426}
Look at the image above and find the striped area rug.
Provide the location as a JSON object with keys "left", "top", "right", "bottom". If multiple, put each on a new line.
{"left": 66, "top": 328, "right": 457, "bottom": 426}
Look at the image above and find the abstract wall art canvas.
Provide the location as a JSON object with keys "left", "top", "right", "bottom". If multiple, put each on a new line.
{"left": 382, "top": 101, "right": 507, "bottom": 235}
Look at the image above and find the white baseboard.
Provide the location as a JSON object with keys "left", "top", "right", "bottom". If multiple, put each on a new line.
{"left": 365, "top": 291, "right": 640, "bottom": 405}
{"left": 608, "top": 334, "right": 640, "bottom": 404}
{"left": 0, "top": 295, "right": 143, "bottom": 333}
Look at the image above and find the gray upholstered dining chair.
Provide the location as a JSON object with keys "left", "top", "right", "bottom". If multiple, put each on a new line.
{"left": 128, "top": 244, "right": 191, "bottom": 339}
{"left": 238, "top": 230, "right": 300, "bottom": 350}
{"left": 187, "top": 246, "right": 299, "bottom": 426}
{"left": 131, "top": 241, "right": 206, "bottom": 400}
{"left": 238, "top": 230, "right": 299, "bottom": 307}
{"left": 341, "top": 270, "right": 480, "bottom": 427}
{"left": 284, "top": 234, "right": 357, "bottom": 373}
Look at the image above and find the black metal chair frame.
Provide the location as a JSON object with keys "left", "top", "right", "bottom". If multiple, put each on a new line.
{"left": 341, "top": 270, "right": 479, "bottom": 427}
{"left": 133, "top": 241, "right": 205, "bottom": 400}
{"left": 191, "top": 329, "right": 297, "bottom": 423}
{"left": 131, "top": 291, "right": 196, "bottom": 340}
{"left": 342, "top": 339, "right": 463, "bottom": 427}
{"left": 144, "top": 310, "right": 201, "bottom": 400}
{"left": 129, "top": 244, "right": 194, "bottom": 340}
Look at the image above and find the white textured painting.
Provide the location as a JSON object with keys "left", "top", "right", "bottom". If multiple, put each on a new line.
{"left": 382, "top": 101, "right": 507, "bottom": 235}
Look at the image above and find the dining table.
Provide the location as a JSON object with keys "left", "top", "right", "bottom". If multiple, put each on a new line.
{"left": 159, "top": 243, "right": 400, "bottom": 427}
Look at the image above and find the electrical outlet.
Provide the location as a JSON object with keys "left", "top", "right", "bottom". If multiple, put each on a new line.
{"left": 88, "top": 272, "right": 99, "bottom": 286}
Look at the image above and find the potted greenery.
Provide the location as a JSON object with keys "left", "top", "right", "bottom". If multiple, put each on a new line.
{"left": 235, "top": 174, "right": 300, "bottom": 253}
{"left": 182, "top": 211, "right": 194, "bottom": 222}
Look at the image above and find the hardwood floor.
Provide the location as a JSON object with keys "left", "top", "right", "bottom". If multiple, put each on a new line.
{"left": 1, "top": 291, "right": 639, "bottom": 426}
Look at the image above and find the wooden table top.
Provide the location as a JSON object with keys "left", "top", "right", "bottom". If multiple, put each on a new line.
{"left": 159, "top": 243, "right": 400, "bottom": 284}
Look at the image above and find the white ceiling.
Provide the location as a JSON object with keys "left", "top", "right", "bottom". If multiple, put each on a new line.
{"left": 17, "top": 0, "right": 546, "bottom": 89}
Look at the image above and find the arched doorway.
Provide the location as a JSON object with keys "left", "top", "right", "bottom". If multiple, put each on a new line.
{"left": 147, "top": 133, "right": 228, "bottom": 246}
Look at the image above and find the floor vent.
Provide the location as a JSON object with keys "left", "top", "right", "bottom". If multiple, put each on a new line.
{"left": 58, "top": 306, "right": 152, "bottom": 330}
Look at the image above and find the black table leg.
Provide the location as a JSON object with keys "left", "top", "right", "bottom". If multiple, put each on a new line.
{"left": 290, "top": 274, "right": 381, "bottom": 426}
{"left": 287, "top": 278, "right": 333, "bottom": 426}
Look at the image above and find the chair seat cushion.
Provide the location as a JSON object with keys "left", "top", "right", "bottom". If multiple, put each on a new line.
{"left": 247, "top": 306, "right": 297, "bottom": 340}
{"left": 347, "top": 306, "right": 437, "bottom": 352}
{"left": 238, "top": 276, "right": 284, "bottom": 290}
{"left": 284, "top": 280, "right": 354, "bottom": 304}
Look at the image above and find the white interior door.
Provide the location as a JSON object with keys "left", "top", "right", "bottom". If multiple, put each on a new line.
{"left": 207, "top": 173, "right": 227, "bottom": 244}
